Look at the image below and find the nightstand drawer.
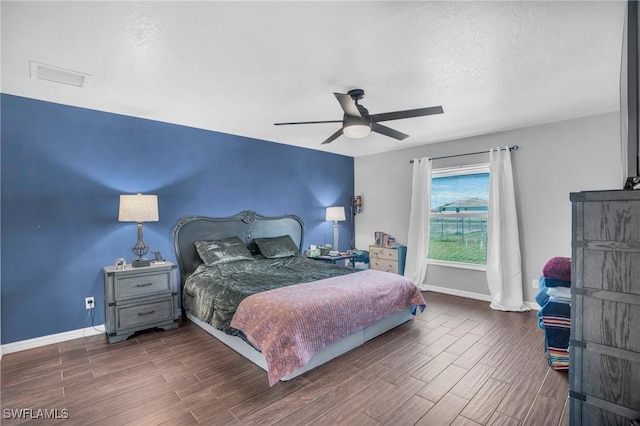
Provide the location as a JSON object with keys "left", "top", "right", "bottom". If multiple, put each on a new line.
{"left": 115, "top": 271, "right": 172, "bottom": 300}
{"left": 117, "top": 298, "right": 174, "bottom": 330}
{"left": 370, "top": 259, "right": 399, "bottom": 273}
{"left": 369, "top": 246, "right": 399, "bottom": 261}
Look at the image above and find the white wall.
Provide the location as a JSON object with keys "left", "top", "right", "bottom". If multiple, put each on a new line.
{"left": 354, "top": 112, "right": 621, "bottom": 303}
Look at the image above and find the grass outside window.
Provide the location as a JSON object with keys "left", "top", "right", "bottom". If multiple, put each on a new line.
{"left": 428, "top": 166, "right": 489, "bottom": 267}
{"left": 428, "top": 215, "right": 487, "bottom": 265}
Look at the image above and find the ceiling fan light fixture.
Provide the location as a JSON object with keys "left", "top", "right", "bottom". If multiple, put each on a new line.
{"left": 343, "top": 123, "right": 371, "bottom": 139}
{"left": 274, "top": 88, "right": 443, "bottom": 145}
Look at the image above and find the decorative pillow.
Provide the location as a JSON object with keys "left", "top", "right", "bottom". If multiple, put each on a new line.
{"left": 194, "top": 236, "right": 254, "bottom": 266}
{"left": 254, "top": 235, "right": 300, "bottom": 259}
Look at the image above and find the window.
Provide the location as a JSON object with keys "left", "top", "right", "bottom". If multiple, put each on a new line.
{"left": 428, "top": 164, "right": 489, "bottom": 268}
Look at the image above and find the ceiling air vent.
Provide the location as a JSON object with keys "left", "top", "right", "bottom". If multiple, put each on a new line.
{"left": 29, "top": 61, "right": 89, "bottom": 87}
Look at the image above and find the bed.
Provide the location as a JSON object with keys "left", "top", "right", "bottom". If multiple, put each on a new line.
{"left": 172, "top": 210, "right": 426, "bottom": 385}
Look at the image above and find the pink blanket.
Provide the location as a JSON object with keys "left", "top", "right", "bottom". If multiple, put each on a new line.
{"left": 230, "top": 269, "right": 426, "bottom": 385}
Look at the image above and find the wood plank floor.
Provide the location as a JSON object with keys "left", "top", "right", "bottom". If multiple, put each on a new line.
{"left": 1, "top": 292, "right": 569, "bottom": 425}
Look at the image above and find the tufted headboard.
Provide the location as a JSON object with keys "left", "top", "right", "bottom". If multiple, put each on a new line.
{"left": 172, "top": 210, "right": 304, "bottom": 287}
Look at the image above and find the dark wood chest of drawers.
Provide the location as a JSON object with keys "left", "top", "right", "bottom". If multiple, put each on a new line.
{"left": 570, "top": 190, "right": 640, "bottom": 425}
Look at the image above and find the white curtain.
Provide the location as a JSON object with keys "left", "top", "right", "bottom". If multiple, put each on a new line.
{"left": 486, "top": 147, "right": 529, "bottom": 311}
{"left": 404, "top": 157, "right": 431, "bottom": 290}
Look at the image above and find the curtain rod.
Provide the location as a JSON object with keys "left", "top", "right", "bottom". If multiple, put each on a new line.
{"left": 409, "top": 145, "right": 519, "bottom": 164}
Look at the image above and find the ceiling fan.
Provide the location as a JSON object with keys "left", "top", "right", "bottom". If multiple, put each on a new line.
{"left": 274, "top": 89, "right": 443, "bottom": 145}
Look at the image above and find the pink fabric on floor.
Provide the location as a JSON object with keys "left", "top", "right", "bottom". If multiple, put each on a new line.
{"left": 230, "top": 269, "right": 426, "bottom": 385}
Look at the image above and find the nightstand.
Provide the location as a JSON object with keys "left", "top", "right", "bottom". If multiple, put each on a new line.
{"left": 369, "top": 245, "right": 407, "bottom": 275}
{"left": 103, "top": 262, "right": 179, "bottom": 343}
{"left": 307, "top": 253, "right": 354, "bottom": 266}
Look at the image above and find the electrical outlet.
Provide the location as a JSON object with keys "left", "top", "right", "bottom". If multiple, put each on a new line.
{"left": 85, "top": 297, "right": 95, "bottom": 310}
{"left": 532, "top": 279, "right": 539, "bottom": 289}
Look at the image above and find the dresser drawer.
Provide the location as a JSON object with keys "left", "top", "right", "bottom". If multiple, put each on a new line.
{"left": 115, "top": 271, "right": 172, "bottom": 300}
{"left": 116, "top": 298, "right": 174, "bottom": 330}
{"left": 581, "top": 296, "right": 640, "bottom": 353}
{"left": 370, "top": 259, "right": 399, "bottom": 273}
{"left": 582, "top": 200, "right": 640, "bottom": 242}
{"left": 369, "top": 246, "right": 399, "bottom": 261}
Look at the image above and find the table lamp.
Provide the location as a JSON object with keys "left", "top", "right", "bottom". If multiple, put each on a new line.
{"left": 325, "top": 206, "right": 346, "bottom": 251}
{"left": 118, "top": 193, "right": 159, "bottom": 267}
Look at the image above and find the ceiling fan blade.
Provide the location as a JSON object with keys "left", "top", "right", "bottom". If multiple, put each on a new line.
{"left": 321, "top": 128, "right": 344, "bottom": 145}
{"left": 370, "top": 105, "right": 444, "bottom": 122}
{"left": 334, "top": 93, "right": 361, "bottom": 117}
{"left": 274, "top": 120, "right": 343, "bottom": 126}
{"left": 372, "top": 123, "right": 409, "bottom": 140}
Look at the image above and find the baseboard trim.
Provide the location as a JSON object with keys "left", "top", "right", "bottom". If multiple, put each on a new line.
{"left": 423, "top": 285, "right": 540, "bottom": 311}
{"left": 1, "top": 325, "right": 105, "bottom": 356}
{"left": 423, "top": 284, "right": 493, "bottom": 302}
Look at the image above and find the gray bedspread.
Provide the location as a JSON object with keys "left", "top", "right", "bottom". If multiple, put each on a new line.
{"left": 183, "top": 255, "right": 358, "bottom": 335}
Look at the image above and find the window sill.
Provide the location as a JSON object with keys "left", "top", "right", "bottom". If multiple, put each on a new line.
{"left": 427, "top": 259, "right": 487, "bottom": 272}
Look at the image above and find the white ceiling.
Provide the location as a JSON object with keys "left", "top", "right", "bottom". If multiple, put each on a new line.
{"left": 1, "top": 1, "right": 626, "bottom": 157}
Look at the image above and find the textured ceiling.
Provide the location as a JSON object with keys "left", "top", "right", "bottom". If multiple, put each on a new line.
{"left": 1, "top": 1, "right": 626, "bottom": 157}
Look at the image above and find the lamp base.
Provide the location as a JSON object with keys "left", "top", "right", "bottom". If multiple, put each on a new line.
{"left": 132, "top": 258, "right": 151, "bottom": 268}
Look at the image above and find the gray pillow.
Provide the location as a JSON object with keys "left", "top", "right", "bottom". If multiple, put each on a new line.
{"left": 254, "top": 235, "right": 300, "bottom": 259}
{"left": 194, "top": 236, "right": 254, "bottom": 266}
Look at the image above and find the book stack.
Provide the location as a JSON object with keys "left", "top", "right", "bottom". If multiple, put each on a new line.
{"left": 374, "top": 232, "right": 396, "bottom": 247}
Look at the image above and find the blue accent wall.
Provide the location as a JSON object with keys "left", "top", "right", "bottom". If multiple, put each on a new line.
{"left": 0, "top": 94, "right": 354, "bottom": 344}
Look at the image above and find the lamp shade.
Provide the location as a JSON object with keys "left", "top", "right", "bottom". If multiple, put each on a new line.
{"left": 325, "top": 206, "right": 346, "bottom": 222}
{"left": 118, "top": 193, "right": 159, "bottom": 223}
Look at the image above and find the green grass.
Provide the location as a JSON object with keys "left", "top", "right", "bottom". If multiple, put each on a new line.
{"left": 428, "top": 233, "right": 487, "bottom": 264}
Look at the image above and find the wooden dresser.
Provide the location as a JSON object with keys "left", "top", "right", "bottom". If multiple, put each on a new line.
{"left": 369, "top": 245, "right": 407, "bottom": 275}
{"left": 569, "top": 190, "right": 640, "bottom": 425}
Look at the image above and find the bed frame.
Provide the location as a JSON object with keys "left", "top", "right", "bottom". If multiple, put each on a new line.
{"left": 172, "top": 210, "right": 412, "bottom": 381}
